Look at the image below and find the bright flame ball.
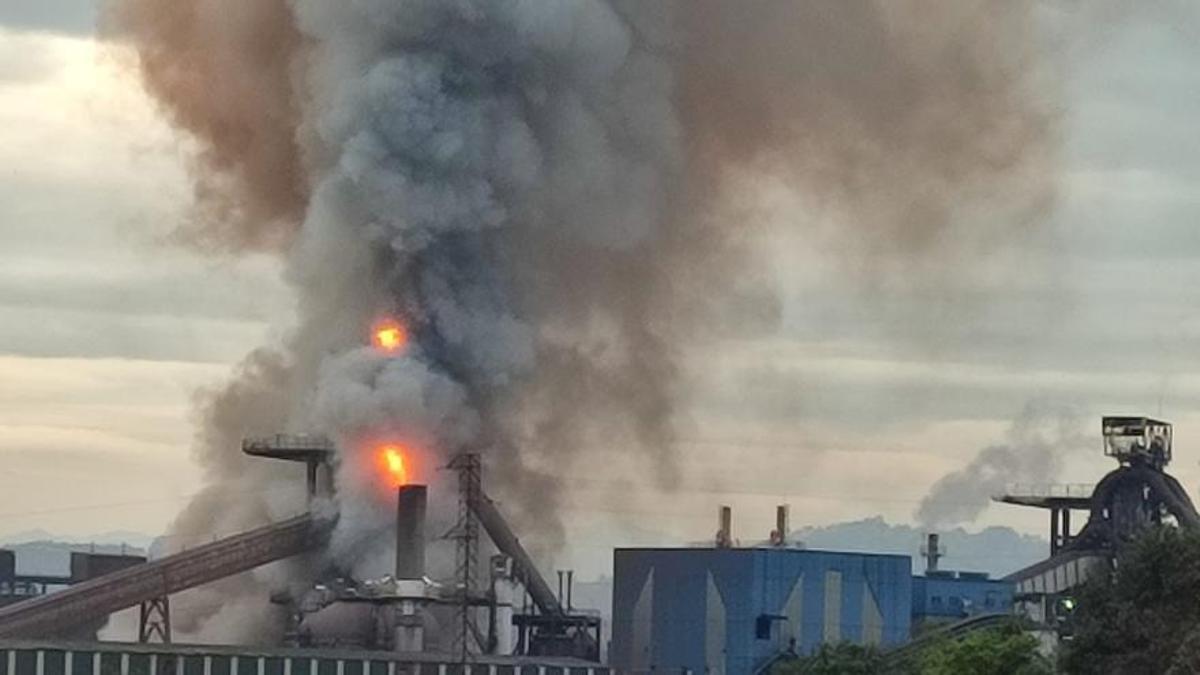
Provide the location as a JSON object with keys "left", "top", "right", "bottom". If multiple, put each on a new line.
{"left": 372, "top": 319, "right": 408, "bottom": 353}
{"left": 379, "top": 445, "right": 409, "bottom": 487}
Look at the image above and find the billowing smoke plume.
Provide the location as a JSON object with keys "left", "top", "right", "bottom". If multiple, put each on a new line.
{"left": 108, "top": 0, "right": 1059, "bottom": 638}
{"left": 108, "top": 2, "right": 306, "bottom": 250}
{"left": 916, "top": 402, "right": 1090, "bottom": 529}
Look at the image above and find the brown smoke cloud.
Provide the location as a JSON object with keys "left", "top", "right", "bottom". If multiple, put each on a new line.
{"left": 679, "top": 0, "right": 1057, "bottom": 269}
{"left": 105, "top": 0, "right": 307, "bottom": 251}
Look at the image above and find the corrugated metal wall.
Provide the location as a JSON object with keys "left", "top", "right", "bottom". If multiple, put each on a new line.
{"left": 611, "top": 548, "right": 912, "bottom": 673}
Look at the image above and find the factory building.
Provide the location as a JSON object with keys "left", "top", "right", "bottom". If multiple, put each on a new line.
{"left": 610, "top": 547, "right": 913, "bottom": 674}
{"left": 911, "top": 571, "right": 1014, "bottom": 628}
{"left": 0, "top": 551, "right": 145, "bottom": 609}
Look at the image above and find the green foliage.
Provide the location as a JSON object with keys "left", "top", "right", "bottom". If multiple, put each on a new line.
{"left": 771, "top": 623, "right": 1049, "bottom": 675}
{"left": 918, "top": 622, "right": 1052, "bottom": 675}
{"left": 771, "top": 643, "right": 890, "bottom": 675}
{"left": 1061, "top": 526, "right": 1200, "bottom": 674}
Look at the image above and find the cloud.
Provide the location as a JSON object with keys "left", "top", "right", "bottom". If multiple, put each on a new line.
{"left": 0, "top": 2, "right": 98, "bottom": 37}
{"left": 0, "top": 30, "right": 67, "bottom": 84}
{"left": 0, "top": 355, "right": 229, "bottom": 538}
{"left": 0, "top": 32, "right": 289, "bottom": 363}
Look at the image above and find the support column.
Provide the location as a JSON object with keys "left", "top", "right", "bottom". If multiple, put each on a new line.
{"left": 1063, "top": 509, "right": 1072, "bottom": 548}
{"left": 139, "top": 595, "right": 171, "bottom": 644}
{"left": 1050, "top": 508, "right": 1061, "bottom": 556}
{"left": 306, "top": 461, "right": 319, "bottom": 499}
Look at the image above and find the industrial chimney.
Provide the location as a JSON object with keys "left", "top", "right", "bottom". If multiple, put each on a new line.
{"left": 716, "top": 505, "right": 733, "bottom": 548}
{"left": 395, "top": 485, "right": 427, "bottom": 579}
{"left": 921, "top": 532, "right": 944, "bottom": 573}
{"left": 394, "top": 485, "right": 428, "bottom": 653}
{"left": 770, "top": 504, "right": 790, "bottom": 546}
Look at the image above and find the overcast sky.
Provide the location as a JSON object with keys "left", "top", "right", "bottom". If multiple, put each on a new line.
{"left": 3, "top": 5, "right": 1200, "bottom": 577}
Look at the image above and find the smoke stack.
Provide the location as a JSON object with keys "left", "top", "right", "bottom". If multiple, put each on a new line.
{"left": 395, "top": 485, "right": 427, "bottom": 579}
{"left": 716, "top": 505, "right": 733, "bottom": 548}
{"left": 922, "top": 532, "right": 944, "bottom": 573}
{"left": 771, "top": 504, "right": 790, "bottom": 546}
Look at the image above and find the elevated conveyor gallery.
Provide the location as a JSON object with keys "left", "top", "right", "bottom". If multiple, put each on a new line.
{"left": 0, "top": 514, "right": 329, "bottom": 638}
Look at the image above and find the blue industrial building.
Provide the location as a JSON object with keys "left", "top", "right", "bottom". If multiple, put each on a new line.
{"left": 911, "top": 570, "right": 1014, "bottom": 626}
{"left": 610, "top": 548, "right": 912, "bottom": 674}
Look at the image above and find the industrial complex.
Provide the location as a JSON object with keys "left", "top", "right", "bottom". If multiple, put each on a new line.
{"left": 0, "top": 415, "right": 1193, "bottom": 673}
{"left": 6, "top": 0, "right": 1195, "bottom": 670}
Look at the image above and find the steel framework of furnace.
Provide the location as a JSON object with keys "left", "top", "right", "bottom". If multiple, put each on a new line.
{"left": 448, "top": 453, "right": 482, "bottom": 661}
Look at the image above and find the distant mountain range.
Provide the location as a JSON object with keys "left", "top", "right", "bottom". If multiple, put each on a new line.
{"left": 0, "top": 529, "right": 155, "bottom": 551}
{"left": 792, "top": 516, "right": 1048, "bottom": 578}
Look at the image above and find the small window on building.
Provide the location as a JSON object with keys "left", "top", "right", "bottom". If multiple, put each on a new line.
{"left": 756, "top": 615, "right": 773, "bottom": 640}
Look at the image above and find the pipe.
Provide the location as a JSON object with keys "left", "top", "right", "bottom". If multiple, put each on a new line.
{"left": 775, "top": 505, "right": 790, "bottom": 546}
{"left": 717, "top": 505, "right": 732, "bottom": 548}
{"left": 395, "top": 485, "right": 427, "bottom": 579}
{"left": 470, "top": 492, "right": 562, "bottom": 616}
{"left": 470, "top": 491, "right": 600, "bottom": 659}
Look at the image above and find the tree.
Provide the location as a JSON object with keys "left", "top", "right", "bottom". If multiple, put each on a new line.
{"left": 1061, "top": 525, "right": 1200, "bottom": 674}
{"left": 918, "top": 622, "right": 1052, "bottom": 675}
{"left": 771, "top": 624, "right": 1049, "bottom": 675}
{"left": 771, "top": 643, "right": 893, "bottom": 675}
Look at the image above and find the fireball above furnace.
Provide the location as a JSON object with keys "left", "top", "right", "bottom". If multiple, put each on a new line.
{"left": 372, "top": 318, "right": 408, "bottom": 354}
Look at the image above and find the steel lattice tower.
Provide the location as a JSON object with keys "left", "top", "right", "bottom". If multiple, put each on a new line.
{"left": 448, "top": 452, "right": 481, "bottom": 661}
{"left": 137, "top": 595, "right": 171, "bottom": 644}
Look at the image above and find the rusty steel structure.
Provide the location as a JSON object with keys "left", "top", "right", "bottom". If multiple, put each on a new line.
{"left": 0, "top": 514, "right": 329, "bottom": 638}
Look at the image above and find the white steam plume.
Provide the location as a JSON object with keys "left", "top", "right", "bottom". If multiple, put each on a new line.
{"left": 916, "top": 402, "right": 1090, "bottom": 530}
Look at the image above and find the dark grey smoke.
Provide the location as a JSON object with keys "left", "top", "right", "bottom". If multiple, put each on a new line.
{"left": 916, "top": 402, "right": 1090, "bottom": 529}
{"left": 108, "top": 0, "right": 1063, "bottom": 638}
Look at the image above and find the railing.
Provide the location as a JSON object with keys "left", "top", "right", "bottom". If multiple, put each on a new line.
{"left": 242, "top": 434, "right": 335, "bottom": 452}
{"left": 995, "top": 483, "right": 1095, "bottom": 500}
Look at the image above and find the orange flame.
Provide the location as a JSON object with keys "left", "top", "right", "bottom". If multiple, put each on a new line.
{"left": 379, "top": 444, "right": 409, "bottom": 486}
{"left": 372, "top": 319, "right": 408, "bottom": 354}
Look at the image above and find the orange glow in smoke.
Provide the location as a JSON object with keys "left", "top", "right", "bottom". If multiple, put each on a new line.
{"left": 372, "top": 319, "right": 408, "bottom": 354}
{"left": 379, "top": 445, "right": 409, "bottom": 486}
